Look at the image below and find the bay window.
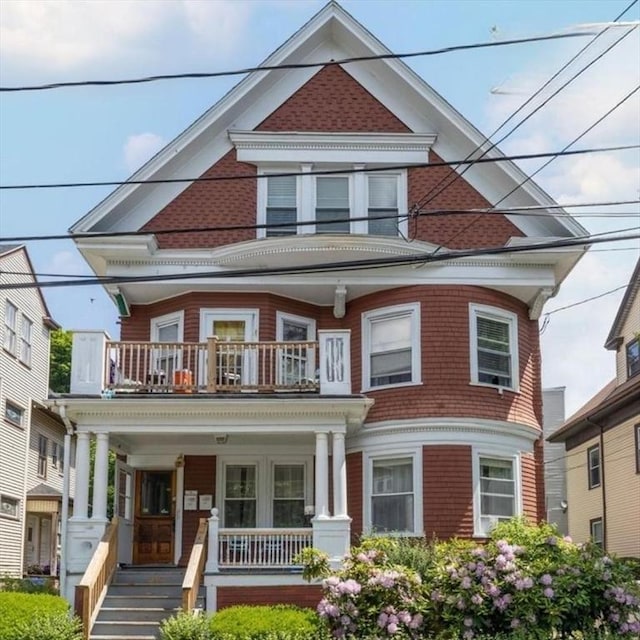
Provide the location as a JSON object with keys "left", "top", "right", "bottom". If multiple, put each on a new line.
{"left": 368, "top": 175, "right": 399, "bottom": 236}
{"left": 266, "top": 175, "right": 297, "bottom": 237}
{"left": 371, "top": 458, "right": 414, "bottom": 532}
{"left": 316, "top": 176, "right": 350, "bottom": 233}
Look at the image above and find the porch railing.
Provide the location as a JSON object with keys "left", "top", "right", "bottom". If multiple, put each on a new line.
{"left": 217, "top": 528, "right": 313, "bottom": 569}
{"left": 75, "top": 518, "right": 119, "bottom": 640}
{"left": 182, "top": 518, "right": 208, "bottom": 612}
{"left": 104, "top": 339, "right": 318, "bottom": 393}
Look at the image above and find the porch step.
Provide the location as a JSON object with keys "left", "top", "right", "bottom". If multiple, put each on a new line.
{"left": 90, "top": 567, "right": 204, "bottom": 640}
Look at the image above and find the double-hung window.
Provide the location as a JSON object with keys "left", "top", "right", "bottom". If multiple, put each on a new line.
{"left": 475, "top": 455, "right": 519, "bottom": 536}
{"left": 4, "top": 301, "right": 17, "bottom": 355}
{"left": 150, "top": 311, "right": 184, "bottom": 381}
{"left": 587, "top": 445, "right": 601, "bottom": 489}
{"left": 38, "top": 434, "right": 48, "bottom": 478}
{"left": 368, "top": 175, "right": 399, "bottom": 236}
{"left": 315, "top": 176, "right": 350, "bottom": 233}
{"left": 362, "top": 303, "right": 420, "bottom": 390}
{"left": 224, "top": 464, "right": 257, "bottom": 528}
{"left": 590, "top": 518, "right": 603, "bottom": 548}
{"left": 371, "top": 458, "right": 414, "bottom": 532}
{"left": 266, "top": 175, "right": 297, "bottom": 237}
{"left": 272, "top": 464, "right": 305, "bottom": 527}
{"left": 470, "top": 304, "right": 519, "bottom": 391}
{"left": 627, "top": 338, "right": 639, "bottom": 378}
{"left": 20, "top": 315, "right": 32, "bottom": 366}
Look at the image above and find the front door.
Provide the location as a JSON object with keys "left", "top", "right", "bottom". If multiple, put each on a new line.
{"left": 133, "top": 470, "right": 175, "bottom": 565}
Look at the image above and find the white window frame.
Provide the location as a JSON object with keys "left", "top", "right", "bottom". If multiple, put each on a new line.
{"left": 4, "top": 300, "right": 17, "bottom": 355}
{"left": 276, "top": 311, "right": 317, "bottom": 384}
{"left": 20, "top": 315, "right": 32, "bottom": 366}
{"left": 590, "top": 517, "right": 603, "bottom": 548}
{"left": 361, "top": 302, "right": 421, "bottom": 392}
{"left": 0, "top": 493, "right": 20, "bottom": 520}
{"left": 587, "top": 444, "right": 601, "bottom": 490}
{"left": 472, "top": 449, "right": 522, "bottom": 538}
{"left": 37, "top": 434, "right": 48, "bottom": 479}
{"left": 363, "top": 448, "right": 423, "bottom": 536}
{"left": 4, "top": 400, "right": 24, "bottom": 427}
{"left": 256, "top": 166, "right": 408, "bottom": 238}
{"left": 217, "top": 455, "right": 313, "bottom": 528}
{"left": 469, "top": 304, "right": 519, "bottom": 392}
{"left": 150, "top": 311, "right": 184, "bottom": 379}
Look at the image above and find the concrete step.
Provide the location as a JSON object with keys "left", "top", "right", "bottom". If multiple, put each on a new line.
{"left": 91, "top": 620, "right": 161, "bottom": 637}
{"left": 102, "top": 594, "right": 183, "bottom": 609}
{"left": 96, "top": 607, "right": 179, "bottom": 622}
{"left": 107, "top": 583, "right": 183, "bottom": 597}
{"left": 113, "top": 568, "right": 184, "bottom": 585}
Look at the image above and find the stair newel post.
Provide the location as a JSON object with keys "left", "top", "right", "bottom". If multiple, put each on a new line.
{"left": 206, "top": 508, "right": 220, "bottom": 573}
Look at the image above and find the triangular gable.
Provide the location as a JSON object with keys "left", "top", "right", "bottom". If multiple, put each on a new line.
{"left": 604, "top": 257, "right": 640, "bottom": 350}
{"left": 70, "top": 1, "right": 586, "bottom": 240}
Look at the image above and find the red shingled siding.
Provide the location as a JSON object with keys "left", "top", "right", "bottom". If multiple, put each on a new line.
{"left": 180, "top": 455, "right": 215, "bottom": 565}
{"left": 346, "top": 451, "right": 363, "bottom": 542}
{"left": 216, "top": 585, "right": 322, "bottom": 610}
{"left": 423, "top": 445, "right": 474, "bottom": 539}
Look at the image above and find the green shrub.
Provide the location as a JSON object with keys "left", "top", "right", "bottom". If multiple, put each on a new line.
{"left": 0, "top": 575, "right": 57, "bottom": 594}
{"left": 210, "top": 605, "right": 326, "bottom": 639}
{"left": 0, "top": 592, "right": 80, "bottom": 640}
{"left": 160, "top": 610, "right": 211, "bottom": 640}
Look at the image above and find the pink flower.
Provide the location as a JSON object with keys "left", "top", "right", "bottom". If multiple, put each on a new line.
{"left": 543, "top": 587, "right": 555, "bottom": 599}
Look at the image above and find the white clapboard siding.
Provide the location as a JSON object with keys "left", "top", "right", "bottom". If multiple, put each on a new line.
{"left": 615, "top": 292, "right": 639, "bottom": 385}
{"left": 542, "top": 387, "right": 567, "bottom": 535}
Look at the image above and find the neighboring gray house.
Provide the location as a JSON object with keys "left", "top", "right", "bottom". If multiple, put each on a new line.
{"left": 0, "top": 244, "right": 74, "bottom": 576}
{"left": 542, "top": 387, "right": 567, "bottom": 534}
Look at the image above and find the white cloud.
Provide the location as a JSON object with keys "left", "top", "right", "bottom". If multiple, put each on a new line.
{"left": 123, "top": 132, "right": 166, "bottom": 173}
{"left": 0, "top": 0, "right": 256, "bottom": 83}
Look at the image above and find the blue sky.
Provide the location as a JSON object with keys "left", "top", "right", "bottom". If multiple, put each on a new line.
{"left": 0, "top": 0, "right": 638, "bottom": 415}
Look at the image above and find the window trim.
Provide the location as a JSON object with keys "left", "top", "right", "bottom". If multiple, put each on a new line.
{"left": 0, "top": 493, "right": 20, "bottom": 520}
{"left": 4, "top": 300, "right": 18, "bottom": 356}
{"left": 270, "top": 461, "right": 309, "bottom": 528}
{"left": 469, "top": 304, "right": 519, "bottom": 393}
{"left": 361, "top": 302, "right": 421, "bottom": 392}
{"left": 626, "top": 338, "right": 640, "bottom": 379}
{"left": 472, "top": 449, "right": 522, "bottom": 538}
{"left": 20, "top": 314, "right": 32, "bottom": 367}
{"left": 4, "top": 400, "right": 24, "bottom": 428}
{"left": 589, "top": 517, "right": 603, "bottom": 548}
{"left": 363, "top": 448, "right": 423, "bottom": 536}
{"left": 37, "top": 434, "right": 48, "bottom": 479}
{"left": 150, "top": 311, "right": 184, "bottom": 343}
{"left": 257, "top": 166, "right": 408, "bottom": 238}
{"left": 635, "top": 424, "right": 640, "bottom": 475}
{"left": 587, "top": 444, "right": 601, "bottom": 490}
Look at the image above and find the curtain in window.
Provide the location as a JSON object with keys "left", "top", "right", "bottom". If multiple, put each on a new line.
{"left": 266, "top": 176, "right": 297, "bottom": 236}
{"left": 477, "top": 316, "right": 511, "bottom": 386}
{"left": 316, "top": 177, "right": 350, "bottom": 233}
{"left": 370, "top": 314, "right": 412, "bottom": 386}
{"left": 371, "top": 459, "right": 414, "bottom": 532}
{"left": 273, "top": 465, "right": 305, "bottom": 527}
{"left": 368, "top": 175, "right": 398, "bottom": 236}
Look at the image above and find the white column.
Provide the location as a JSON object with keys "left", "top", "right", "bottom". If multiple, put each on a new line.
{"left": 91, "top": 432, "right": 110, "bottom": 521}
{"left": 314, "top": 432, "right": 330, "bottom": 519}
{"left": 206, "top": 508, "right": 220, "bottom": 573}
{"left": 72, "top": 432, "right": 91, "bottom": 520}
{"left": 332, "top": 432, "right": 348, "bottom": 518}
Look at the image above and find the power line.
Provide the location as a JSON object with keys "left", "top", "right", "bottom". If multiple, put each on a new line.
{"left": 543, "top": 285, "right": 629, "bottom": 316}
{"left": 1, "top": 143, "right": 637, "bottom": 192}
{"left": 411, "top": 9, "right": 638, "bottom": 214}
{"left": 1, "top": 229, "right": 637, "bottom": 291}
{"left": 0, "top": 31, "right": 601, "bottom": 93}
{"left": 1, "top": 197, "right": 638, "bottom": 244}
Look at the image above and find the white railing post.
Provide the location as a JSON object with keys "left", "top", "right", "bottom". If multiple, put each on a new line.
{"left": 206, "top": 508, "right": 220, "bottom": 573}
{"left": 71, "top": 331, "right": 111, "bottom": 395}
{"left": 318, "top": 330, "right": 351, "bottom": 395}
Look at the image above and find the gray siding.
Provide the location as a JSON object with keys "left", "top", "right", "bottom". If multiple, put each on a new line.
{"left": 542, "top": 387, "right": 568, "bottom": 534}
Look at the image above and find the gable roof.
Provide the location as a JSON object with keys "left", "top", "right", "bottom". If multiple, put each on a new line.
{"left": 604, "top": 256, "right": 640, "bottom": 350}
{"left": 70, "top": 1, "right": 587, "bottom": 241}
{"left": 0, "top": 244, "right": 60, "bottom": 329}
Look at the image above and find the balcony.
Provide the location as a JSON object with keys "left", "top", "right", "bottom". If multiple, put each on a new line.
{"left": 69, "top": 330, "right": 351, "bottom": 396}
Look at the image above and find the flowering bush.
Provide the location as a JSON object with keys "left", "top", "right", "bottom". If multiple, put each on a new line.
{"left": 301, "top": 519, "right": 640, "bottom": 639}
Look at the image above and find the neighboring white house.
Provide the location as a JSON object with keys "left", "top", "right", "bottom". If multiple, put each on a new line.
{"left": 0, "top": 244, "right": 75, "bottom": 577}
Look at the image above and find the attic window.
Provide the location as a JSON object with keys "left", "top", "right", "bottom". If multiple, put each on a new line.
{"left": 627, "top": 338, "right": 639, "bottom": 378}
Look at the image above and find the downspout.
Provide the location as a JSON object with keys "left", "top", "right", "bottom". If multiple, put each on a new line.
{"left": 58, "top": 403, "right": 74, "bottom": 600}
{"left": 587, "top": 418, "right": 607, "bottom": 552}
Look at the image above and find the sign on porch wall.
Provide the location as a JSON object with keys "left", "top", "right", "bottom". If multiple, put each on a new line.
{"left": 199, "top": 494, "right": 213, "bottom": 511}
{"left": 184, "top": 490, "right": 198, "bottom": 511}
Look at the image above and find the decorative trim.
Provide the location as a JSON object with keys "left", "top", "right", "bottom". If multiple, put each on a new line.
{"left": 528, "top": 287, "right": 555, "bottom": 320}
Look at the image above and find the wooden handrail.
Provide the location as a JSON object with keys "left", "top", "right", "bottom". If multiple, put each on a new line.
{"left": 182, "top": 518, "right": 208, "bottom": 612}
{"left": 75, "top": 518, "right": 119, "bottom": 640}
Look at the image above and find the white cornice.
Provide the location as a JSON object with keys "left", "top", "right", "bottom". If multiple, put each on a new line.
{"left": 229, "top": 130, "right": 436, "bottom": 163}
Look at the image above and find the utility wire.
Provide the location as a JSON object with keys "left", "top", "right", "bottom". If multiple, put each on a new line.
{"left": 0, "top": 31, "right": 601, "bottom": 93}
{"left": 1, "top": 230, "right": 637, "bottom": 291}
{"left": 1, "top": 143, "right": 637, "bottom": 192}
{"left": 543, "top": 285, "right": 629, "bottom": 316}
{"left": 411, "top": 6, "right": 638, "bottom": 213}
{"left": 2, "top": 197, "right": 638, "bottom": 244}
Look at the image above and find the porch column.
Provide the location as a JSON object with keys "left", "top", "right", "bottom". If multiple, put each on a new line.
{"left": 332, "top": 432, "right": 347, "bottom": 518}
{"left": 91, "top": 432, "right": 110, "bottom": 522}
{"left": 72, "top": 432, "right": 91, "bottom": 520}
{"left": 314, "top": 432, "right": 330, "bottom": 518}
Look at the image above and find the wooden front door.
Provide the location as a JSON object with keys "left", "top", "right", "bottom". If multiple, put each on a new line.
{"left": 133, "top": 470, "right": 175, "bottom": 565}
